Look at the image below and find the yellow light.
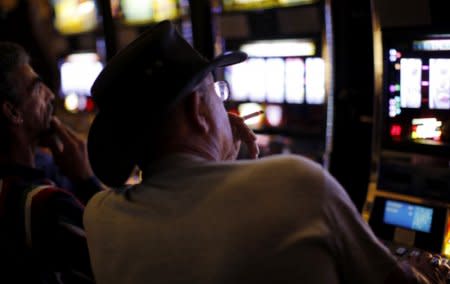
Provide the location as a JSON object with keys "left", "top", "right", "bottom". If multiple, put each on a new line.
{"left": 54, "top": 0, "right": 97, "bottom": 35}
{"left": 153, "top": 0, "right": 178, "bottom": 21}
{"left": 64, "top": 93, "right": 79, "bottom": 112}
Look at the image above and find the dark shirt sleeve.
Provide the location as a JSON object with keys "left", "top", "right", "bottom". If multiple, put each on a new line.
{"left": 30, "top": 187, "right": 95, "bottom": 283}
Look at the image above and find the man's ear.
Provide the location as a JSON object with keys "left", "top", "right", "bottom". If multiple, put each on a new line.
{"left": 184, "top": 91, "right": 210, "bottom": 134}
{"left": 2, "top": 101, "right": 23, "bottom": 125}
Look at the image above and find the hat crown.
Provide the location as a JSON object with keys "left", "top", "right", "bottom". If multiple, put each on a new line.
{"left": 91, "top": 20, "right": 210, "bottom": 112}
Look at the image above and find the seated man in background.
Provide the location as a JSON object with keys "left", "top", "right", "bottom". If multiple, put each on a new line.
{"left": 84, "top": 20, "right": 449, "bottom": 284}
{"left": 0, "top": 42, "right": 102, "bottom": 283}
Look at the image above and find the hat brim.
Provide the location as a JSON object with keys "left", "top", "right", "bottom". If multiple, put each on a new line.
{"left": 88, "top": 111, "right": 137, "bottom": 187}
{"left": 91, "top": 20, "right": 247, "bottom": 109}
{"left": 170, "top": 51, "right": 247, "bottom": 108}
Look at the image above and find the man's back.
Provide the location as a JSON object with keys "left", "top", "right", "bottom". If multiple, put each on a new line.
{"left": 85, "top": 154, "right": 399, "bottom": 284}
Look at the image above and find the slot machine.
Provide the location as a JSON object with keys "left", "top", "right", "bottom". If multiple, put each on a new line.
{"left": 50, "top": 0, "right": 105, "bottom": 135}
{"left": 211, "top": 0, "right": 334, "bottom": 166}
{"left": 363, "top": 0, "right": 450, "bottom": 262}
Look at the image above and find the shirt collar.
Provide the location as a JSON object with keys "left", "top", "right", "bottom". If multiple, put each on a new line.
{"left": 142, "top": 153, "right": 210, "bottom": 177}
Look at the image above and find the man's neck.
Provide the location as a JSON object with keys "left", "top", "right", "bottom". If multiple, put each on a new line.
{"left": 169, "top": 132, "right": 222, "bottom": 162}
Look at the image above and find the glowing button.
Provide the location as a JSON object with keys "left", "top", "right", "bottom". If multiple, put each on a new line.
{"left": 64, "top": 93, "right": 79, "bottom": 113}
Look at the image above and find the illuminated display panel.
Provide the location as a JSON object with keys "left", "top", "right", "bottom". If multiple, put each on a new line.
{"left": 265, "top": 58, "right": 285, "bottom": 103}
{"left": 247, "top": 58, "right": 267, "bottom": 102}
{"left": 383, "top": 200, "right": 433, "bottom": 233}
{"left": 53, "top": 0, "right": 98, "bottom": 35}
{"left": 383, "top": 32, "right": 450, "bottom": 156}
{"left": 429, "top": 59, "right": 450, "bottom": 109}
{"left": 59, "top": 52, "right": 103, "bottom": 112}
{"left": 400, "top": 58, "right": 422, "bottom": 108}
{"left": 116, "top": 0, "right": 182, "bottom": 25}
{"left": 305, "top": 57, "right": 325, "bottom": 104}
{"left": 240, "top": 39, "right": 316, "bottom": 57}
{"left": 285, "top": 58, "right": 305, "bottom": 104}
{"left": 222, "top": 0, "right": 318, "bottom": 12}
{"left": 224, "top": 39, "right": 324, "bottom": 105}
{"left": 60, "top": 53, "right": 103, "bottom": 97}
{"left": 226, "top": 62, "right": 250, "bottom": 101}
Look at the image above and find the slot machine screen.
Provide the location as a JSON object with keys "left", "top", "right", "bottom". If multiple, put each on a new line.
{"left": 52, "top": 0, "right": 98, "bottom": 35}
{"left": 382, "top": 33, "right": 450, "bottom": 156}
{"left": 224, "top": 39, "right": 322, "bottom": 105}
{"left": 59, "top": 52, "right": 103, "bottom": 112}
{"left": 428, "top": 59, "right": 450, "bottom": 109}
{"left": 383, "top": 200, "right": 434, "bottom": 233}
{"left": 400, "top": 58, "right": 422, "bottom": 108}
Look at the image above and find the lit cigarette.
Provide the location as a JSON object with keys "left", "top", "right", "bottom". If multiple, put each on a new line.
{"left": 241, "top": 110, "right": 264, "bottom": 121}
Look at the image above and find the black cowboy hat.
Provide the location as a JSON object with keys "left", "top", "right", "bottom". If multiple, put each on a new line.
{"left": 87, "top": 20, "right": 247, "bottom": 187}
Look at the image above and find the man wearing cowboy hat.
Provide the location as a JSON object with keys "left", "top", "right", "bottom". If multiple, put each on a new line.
{"left": 84, "top": 20, "right": 448, "bottom": 284}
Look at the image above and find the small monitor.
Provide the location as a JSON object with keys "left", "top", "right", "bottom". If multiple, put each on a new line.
{"left": 383, "top": 200, "right": 433, "bottom": 233}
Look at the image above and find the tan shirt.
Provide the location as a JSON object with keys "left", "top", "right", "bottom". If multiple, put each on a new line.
{"left": 84, "top": 154, "right": 399, "bottom": 284}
